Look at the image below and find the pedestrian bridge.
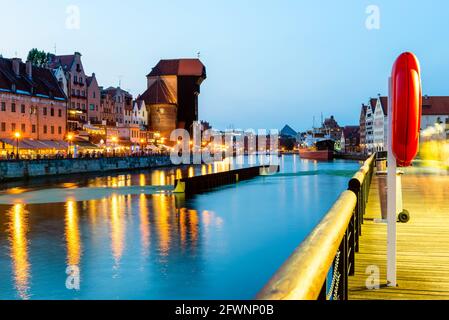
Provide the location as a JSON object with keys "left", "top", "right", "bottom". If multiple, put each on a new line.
{"left": 257, "top": 154, "right": 449, "bottom": 300}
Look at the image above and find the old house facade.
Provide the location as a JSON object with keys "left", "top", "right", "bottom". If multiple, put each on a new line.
{"left": 0, "top": 57, "right": 67, "bottom": 146}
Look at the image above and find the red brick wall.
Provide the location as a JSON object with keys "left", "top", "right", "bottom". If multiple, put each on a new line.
{"left": 0, "top": 93, "right": 67, "bottom": 140}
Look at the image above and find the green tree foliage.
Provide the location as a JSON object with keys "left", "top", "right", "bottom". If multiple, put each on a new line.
{"left": 27, "top": 48, "right": 51, "bottom": 67}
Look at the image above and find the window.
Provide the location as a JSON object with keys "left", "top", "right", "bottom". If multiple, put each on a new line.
{"left": 11, "top": 123, "right": 16, "bottom": 131}
{"left": 58, "top": 126, "right": 62, "bottom": 134}
{"left": 1, "top": 123, "right": 5, "bottom": 131}
{"left": 71, "top": 102, "right": 75, "bottom": 108}
{"left": 1, "top": 102, "right": 5, "bottom": 111}
{"left": 93, "top": 92, "right": 96, "bottom": 98}
{"left": 32, "top": 125, "right": 36, "bottom": 133}
{"left": 51, "top": 126, "right": 55, "bottom": 134}
{"left": 43, "top": 125, "right": 47, "bottom": 134}
{"left": 90, "top": 104, "right": 95, "bottom": 111}
{"left": 51, "top": 108, "right": 54, "bottom": 116}
{"left": 21, "top": 124, "right": 25, "bottom": 132}
{"left": 11, "top": 103, "right": 16, "bottom": 112}
{"left": 58, "top": 109, "right": 62, "bottom": 117}
{"left": 21, "top": 105, "right": 25, "bottom": 113}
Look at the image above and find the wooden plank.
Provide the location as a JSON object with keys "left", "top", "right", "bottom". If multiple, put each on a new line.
{"left": 349, "top": 172, "right": 449, "bottom": 300}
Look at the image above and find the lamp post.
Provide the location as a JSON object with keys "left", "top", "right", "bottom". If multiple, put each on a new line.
{"left": 111, "top": 136, "right": 118, "bottom": 157}
{"left": 14, "top": 132, "right": 21, "bottom": 160}
{"left": 67, "top": 133, "right": 74, "bottom": 158}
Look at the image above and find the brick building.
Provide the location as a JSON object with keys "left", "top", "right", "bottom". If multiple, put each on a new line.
{"left": 86, "top": 73, "right": 101, "bottom": 124}
{"left": 48, "top": 52, "right": 89, "bottom": 131}
{"left": 0, "top": 57, "right": 67, "bottom": 156}
{"left": 138, "top": 59, "right": 206, "bottom": 138}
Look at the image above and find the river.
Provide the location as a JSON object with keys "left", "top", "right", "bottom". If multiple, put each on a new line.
{"left": 0, "top": 155, "right": 360, "bottom": 299}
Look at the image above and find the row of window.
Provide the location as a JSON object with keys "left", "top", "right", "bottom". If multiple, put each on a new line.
{"left": 1, "top": 102, "right": 63, "bottom": 117}
{"left": 0, "top": 122, "right": 63, "bottom": 135}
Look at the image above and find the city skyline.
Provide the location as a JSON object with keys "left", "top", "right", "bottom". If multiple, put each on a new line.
{"left": 2, "top": 0, "right": 449, "bottom": 131}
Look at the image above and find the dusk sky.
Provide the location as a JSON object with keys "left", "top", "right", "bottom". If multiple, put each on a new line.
{"left": 2, "top": 0, "right": 449, "bottom": 131}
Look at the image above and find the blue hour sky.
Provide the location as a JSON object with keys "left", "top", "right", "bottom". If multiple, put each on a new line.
{"left": 1, "top": 0, "right": 448, "bottom": 131}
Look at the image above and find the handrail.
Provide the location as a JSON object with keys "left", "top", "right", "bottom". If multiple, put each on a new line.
{"left": 256, "top": 190, "right": 357, "bottom": 300}
{"left": 256, "top": 153, "right": 376, "bottom": 300}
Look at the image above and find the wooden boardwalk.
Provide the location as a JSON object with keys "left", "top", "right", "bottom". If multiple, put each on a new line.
{"left": 349, "top": 170, "right": 449, "bottom": 300}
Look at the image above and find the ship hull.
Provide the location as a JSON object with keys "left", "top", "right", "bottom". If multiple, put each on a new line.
{"left": 298, "top": 149, "right": 334, "bottom": 161}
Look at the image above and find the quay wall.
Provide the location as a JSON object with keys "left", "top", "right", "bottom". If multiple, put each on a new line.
{"left": 0, "top": 156, "right": 172, "bottom": 181}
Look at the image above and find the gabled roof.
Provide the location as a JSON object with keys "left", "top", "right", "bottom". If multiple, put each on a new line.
{"left": 368, "top": 95, "right": 449, "bottom": 116}
{"left": 147, "top": 59, "right": 206, "bottom": 78}
{"left": 47, "top": 54, "right": 76, "bottom": 70}
{"left": 421, "top": 96, "right": 449, "bottom": 115}
{"left": 369, "top": 98, "right": 377, "bottom": 110}
{"left": 379, "top": 97, "right": 388, "bottom": 115}
{"left": 0, "top": 57, "right": 66, "bottom": 100}
{"left": 342, "top": 126, "right": 360, "bottom": 139}
{"left": 138, "top": 78, "right": 177, "bottom": 105}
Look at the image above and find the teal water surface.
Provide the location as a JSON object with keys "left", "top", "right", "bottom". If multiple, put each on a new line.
{"left": 0, "top": 155, "right": 360, "bottom": 299}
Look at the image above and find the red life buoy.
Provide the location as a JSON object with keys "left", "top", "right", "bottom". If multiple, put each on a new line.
{"left": 391, "top": 52, "right": 422, "bottom": 167}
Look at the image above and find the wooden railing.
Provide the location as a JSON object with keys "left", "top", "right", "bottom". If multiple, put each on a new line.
{"left": 257, "top": 154, "right": 376, "bottom": 300}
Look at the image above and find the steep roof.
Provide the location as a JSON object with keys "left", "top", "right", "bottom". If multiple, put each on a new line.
{"left": 421, "top": 96, "right": 449, "bottom": 115}
{"left": 47, "top": 54, "right": 77, "bottom": 71}
{"left": 342, "top": 126, "right": 360, "bottom": 139}
{"left": 370, "top": 95, "right": 449, "bottom": 116}
{"left": 138, "top": 79, "right": 177, "bottom": 105}
{"left": 147, "top": 59, "right": 206, "bottom": 78}
{"left": 0, "top": 57, "right": 66, "bottom": 101}
{"left": 369, "top": 98, "right": 377, "bottom": 109}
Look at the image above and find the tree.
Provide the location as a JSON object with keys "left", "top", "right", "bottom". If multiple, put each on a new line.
{"left": 27, "top": 48, "right": 50, "bottom": 67}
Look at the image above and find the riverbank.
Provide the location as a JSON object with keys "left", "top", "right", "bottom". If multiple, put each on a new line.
{"left": 0, "top": 156, "right": 172, "bottom": 182}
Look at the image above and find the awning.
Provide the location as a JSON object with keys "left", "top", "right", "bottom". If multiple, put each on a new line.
{"left": 73, "top": 141, "right": 101, "bottom": 150}
{"left": 0, "top": 139, "right": 69, "bottom": 150}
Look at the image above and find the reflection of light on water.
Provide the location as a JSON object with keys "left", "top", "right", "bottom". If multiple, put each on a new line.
{"left": 110, "top": 195, "right": 126, "bottom": 267}
{"left": 65, "top": 200, "right": 81, "bottom": 267}
{"left": 175, "top": 169, "right": 182, "bottom": 180}
{"left": 188, "top": 210, "right": 199, "bottom": 245}
{"left": 152, "top": 194, "right": 170, "bottom": 256}
{"left": 8, "top": 203, "right": 31, "bottom": 300}
{"left": 139, "top": 194, "right": 150, "bottom": 255}
{"left": 188, "top": 166, "right": 195, "bottom": 178}
{"left": 201, "top": 165, "right": 207, "bottom": 175}
{"left": 151, "top": 170, "right": 167, "bottom": 186}
{"left": 139, "top": 174, "right": 147, "bottom": 186}
{"left": 88, "top": 199, "right": 97, "bottom": 227}
{"left": 179, "top": 208, "right": 187, "bottom": 249}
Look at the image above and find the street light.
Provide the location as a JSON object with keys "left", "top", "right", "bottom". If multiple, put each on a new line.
{"left": 111, "top": 136, "right": 118, "bottom": 157}
{"left": 67, "top": 133, "right": 74, "bottom": 157}
{"left": 14, "top": 132, "right": 21, "bottom": 160}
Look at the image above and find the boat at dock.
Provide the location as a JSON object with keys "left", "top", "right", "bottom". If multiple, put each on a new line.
{"left": 299, "top": 139, "right": 334, "bottom": 161}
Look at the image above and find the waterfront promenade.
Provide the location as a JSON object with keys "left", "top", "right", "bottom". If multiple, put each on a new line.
{"left": 349, "top": 170, "right": 449, "bottom": 299}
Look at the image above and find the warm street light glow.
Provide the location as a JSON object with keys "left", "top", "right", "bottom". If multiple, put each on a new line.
{"left": 14, "top": 132, "right": 21, "bottom": 139}
{"left": 111, "top": 136, "right": 118, "bottom": 143}
{"left": 140, "top": 139, "right": 145, "bottom": 144}
{"left": 67, "top": 134, "right": 74, "bottom": 141}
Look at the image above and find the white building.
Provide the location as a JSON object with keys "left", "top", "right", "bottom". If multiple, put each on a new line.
{"left": 364, "top": 99, "right": 375, "bottom": 153}
{"left": 362, "top": 95, "right": 449, "bottom": 153}
{"left": 372, "top": 97, "right": 388, "bottom": 152}
{"left": 132, "top": 99, "right": 148, "bottom": 128}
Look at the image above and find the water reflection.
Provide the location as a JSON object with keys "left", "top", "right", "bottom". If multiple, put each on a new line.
{"left": 110, "top": 194, "right": 126, "bottom": 268}
{"left": 8, "top": 204, "right": 31, "bottom": 300}
{"left": 0, "top": 156, "right": 360, "bottom": 299}
{"left": 65, "top": 200, "right": 82, "bottom": 267}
